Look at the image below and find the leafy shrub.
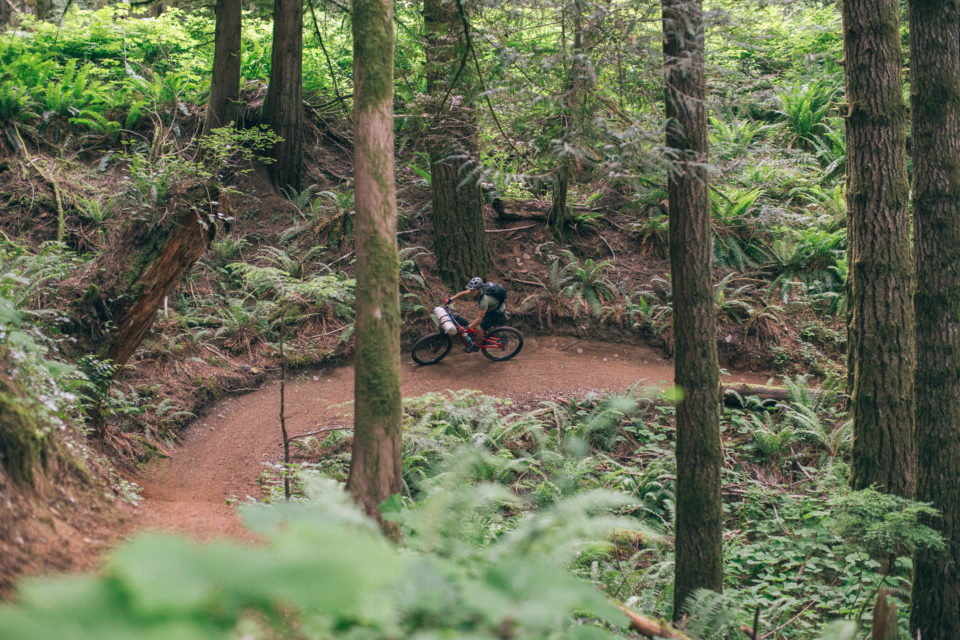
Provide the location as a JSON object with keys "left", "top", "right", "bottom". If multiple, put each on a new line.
{"left": 758, "top": 227, "right": 845, "bottom": 301}
{"left": 0, "top": 475, "right": 647, "bottom": 639}
{"left": 709, "top": 116, "right": 771, "bottom": 159}
{"left": 775, "top": 79, "right": 838, "bottom": 149}
{"left": 547, "top": 249, "right": 618, "bottom": 318}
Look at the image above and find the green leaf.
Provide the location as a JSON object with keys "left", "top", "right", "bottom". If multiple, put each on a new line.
{"left": 379, "top": 493, "right": 404, "bottom": 520}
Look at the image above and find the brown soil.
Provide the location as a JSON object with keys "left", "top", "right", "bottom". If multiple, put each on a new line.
{"left": 0, "top": 449, "right": 135, "bottom": 598}
{"left": 135, "top": 336, "right": 770, "bottom": 539}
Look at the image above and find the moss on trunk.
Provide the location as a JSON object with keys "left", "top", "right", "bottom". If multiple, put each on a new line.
{"left": 547, "top": 0, "right": 587, "bottom": 241}
{"left": 662, "top": 0, "right": 722, "bottom": 618}
{"left": 348, "top": 0, "right": 403, "bottom": 526}
{"left": 0, "top": 382, "right": 45, "bottom": 487}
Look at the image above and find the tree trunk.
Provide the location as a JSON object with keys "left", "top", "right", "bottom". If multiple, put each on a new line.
{"left": 662, "top": 0, "right": 722, "bottom": 619}
{"left": 424, "top": 0, "right": 490, "bottom": 290}
{"left": 909, "top": 1, "right": 960, "bottom": 637}
{"left": 263, "top": 0, "right": 304, "bottom": 192}
{"left": 841, "top": 0, "right": 915, "bottom": 496}
{"left": 548, "top": 164, "right": 571, "bottom": 239}
{"left": 347, "top": 0, "right": 403, "bottom": 526}
{"left": 201, "top": 0, "right": 242, "bottom": 137}
{"left": 547, "top": 0, "right": 585, "bottom": 240}
{"left": 62, "top": 185, "right": 218, "bottom": 367}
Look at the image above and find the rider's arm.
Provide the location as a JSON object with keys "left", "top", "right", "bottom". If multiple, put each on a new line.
{"left": 446, "top": 289, "right": 469, "bottom": 303}
{"left": 469, "top": 294, "right": 486, "bottom": 328}
{"left": 469, "top": 310, "right": 484, "bottom": 329}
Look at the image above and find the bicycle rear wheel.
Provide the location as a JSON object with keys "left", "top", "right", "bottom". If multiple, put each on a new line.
{"left": 480, "top": 327, "right": 523, "bottom": 362}
{"left": 412, "top": 332, "right": 453, "bottom": 365}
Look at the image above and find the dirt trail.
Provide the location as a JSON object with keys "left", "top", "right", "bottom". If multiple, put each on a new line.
{"left": 135, "top": 337, "right": 770, "bottom": 540}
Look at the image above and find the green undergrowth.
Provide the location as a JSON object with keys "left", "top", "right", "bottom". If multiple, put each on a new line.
{"left": 1, "top": 383, "right": 938, "bottom": 638}
{"left": 0, "top": 242, "right": 90, "bottom": 485}
{"left": 255, "top": 383, "right": 938, "bottom": 639}
{"left": 0, "top": 0, "right": 852, "bottom": 376}
{"left": 0, "top": 3, "right": 417, "bottom": 141}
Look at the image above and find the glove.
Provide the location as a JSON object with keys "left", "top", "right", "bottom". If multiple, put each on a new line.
{"left": 443, "top": 297, "right": 451, "bottom": 305}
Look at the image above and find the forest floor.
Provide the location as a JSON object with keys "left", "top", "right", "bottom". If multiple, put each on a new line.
{"left": 133, "top": 336, "right": 770, "bottom": 542}
{"left": 0, "top": 107, "right": 845, "bottom": 595}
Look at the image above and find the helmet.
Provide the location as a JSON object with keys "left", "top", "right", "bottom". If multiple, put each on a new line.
{"left": 466, "top": 277, "right": 483, "bottom": 290}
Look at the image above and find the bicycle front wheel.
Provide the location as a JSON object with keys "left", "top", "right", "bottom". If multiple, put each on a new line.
{"left": 481, "top": 327, "right": 524, "bottom": 362}
{"left": 412, "top": 332, "right": 453, "bottom": 365}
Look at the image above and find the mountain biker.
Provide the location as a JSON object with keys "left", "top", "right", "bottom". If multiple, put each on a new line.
{"left": 445, "top": 277, "right": 508, "bottom": 352}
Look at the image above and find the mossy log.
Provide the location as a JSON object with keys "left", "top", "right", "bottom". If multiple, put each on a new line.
{"left": 721, "top": 384, "right": 811, "bottom": 408}
{"left": 490, "top": 197, "right": 550, "bottom": 222}
{"left": 0, "top": 372, "right": 46, "bottom": 487}
{"left": 490, "top": 198, "right": 598, "bottom": 224}
{"left": 62, "top": 184, "right": 219, "bottom": 367}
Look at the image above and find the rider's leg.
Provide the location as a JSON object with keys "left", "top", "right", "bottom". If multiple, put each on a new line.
{"left": 477, "top": 311, "right": 498, "bottom": 346}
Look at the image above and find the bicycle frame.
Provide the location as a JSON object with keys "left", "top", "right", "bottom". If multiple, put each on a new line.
{"left": 412, "top": 305, "right": 521, "bottom": 365}
{"left": 445, "top": 306, "right": 505, "bottom": 350}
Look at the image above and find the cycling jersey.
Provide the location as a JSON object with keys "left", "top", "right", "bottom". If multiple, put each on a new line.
{"left": 477, "top": 282, "right": 507, "bottom": 314}
{"left": 478, "top": 292, "right": 505, "bottom": 314}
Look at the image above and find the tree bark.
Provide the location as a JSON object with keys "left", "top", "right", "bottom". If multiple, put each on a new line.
{"left": 909, "top": 1, "right": 960, "bottom": 637}
{"left": 347, "top": 0, "right": 403, "bottom": 526}
{"left": 263, "top": 0, "right": 304, "bottom": 192}
{"left": 662, "top": 0, "right": 722, "bottom": 620}
{"left": 201, "top": 0, "right": 242, "bottom": 137}
{"left": 547, "top": 0, "right": 585, "bottom": 240}
{"left": 841, "top": 0, "right": 916, "bottom": 497}
{"left": 491, "top": 197, "right": 550, "bottom": 221}
{"left": 424, "top": 0, "right": 490, "bottom": 290}
{"left": 62, "top": 185, "right": 218, "bottom": 367}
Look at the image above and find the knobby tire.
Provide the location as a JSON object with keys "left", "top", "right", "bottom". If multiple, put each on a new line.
{"left": 411, "top": 331, "right": 453, "bottom": 365}
{"left": 481, "top": 327, "right": 523, "bottom": 361}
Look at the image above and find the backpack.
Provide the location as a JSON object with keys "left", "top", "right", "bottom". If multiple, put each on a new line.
{"left": 480, "top": 282, "right": 508, "bottom": 316}
{"left": 481, "top": 282, "right": 507, "bottom": 304}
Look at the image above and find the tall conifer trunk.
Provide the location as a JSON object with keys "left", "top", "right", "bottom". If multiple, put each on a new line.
{"left": 347, "top": 0, "right": 403, "bottom": 524}
{"left": 202, "top": 0, "right": 242, "bottom": 136}
{"left": 424, "top": 0, "right": 489, "bottom": 289}
{"left": 546, "top": 0, "right": 582, "bottom": 239}
{"left": 264, "top": 0, "right": 304, "bottom": 192}
{"left": 909, "top": 1, "right": 960, "bottom": 636}
{"left": 662, "top": 0, "right": 722, "bottom": 619}
{"left": 840, "top": 0, "right": 915, "bottom": 496}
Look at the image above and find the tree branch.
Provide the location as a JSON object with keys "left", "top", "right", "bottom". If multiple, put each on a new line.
{"left": 307, "top": 0, "right": 347, "bottom": 113}
{"left": 615, "top": 601, "right": 694, "bottom": 639}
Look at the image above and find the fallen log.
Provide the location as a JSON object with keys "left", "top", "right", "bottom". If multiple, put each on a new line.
{"left": 722, "top": 384, "right": 813, "bottom": 408}
{"left": 615, "top": 601, "right": 693, "bottom": 639}
{"left": 490, "top": 197, "right": 550, "bottom": 221}
{"left": 62, "top": 183, "right": 222, "bottom": 367}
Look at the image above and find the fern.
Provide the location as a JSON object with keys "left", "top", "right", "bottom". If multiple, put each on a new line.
{"left": 681, "top": 589, "right": 742, "bottom": 639}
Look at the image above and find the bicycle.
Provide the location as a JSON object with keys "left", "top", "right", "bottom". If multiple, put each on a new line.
{"left": 411, "top": 304, "right": 524, "bottom": 365}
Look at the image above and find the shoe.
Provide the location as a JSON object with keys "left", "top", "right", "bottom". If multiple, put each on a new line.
{"left": 464, "top": 345, "right": 477, "bottom": 353}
